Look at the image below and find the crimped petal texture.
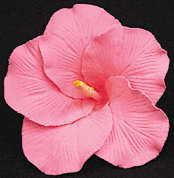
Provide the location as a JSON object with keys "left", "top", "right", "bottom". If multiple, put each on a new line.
{"left": 22, "top": 104, "right": 112, "bottom": 175}
{"left": 4, "top": 37, "right": 95, "bottom": 126}
{"left": 40, "top": 4, "right": 122, "bottom": 99}
{"left": 82, "top": 28, "right": 123, "bottom": 91}
{"left": 82, "top": 27, "right": 169, "bottom": 103}
{"left": 95, "top": 76, "right": 169, "bottom": 168}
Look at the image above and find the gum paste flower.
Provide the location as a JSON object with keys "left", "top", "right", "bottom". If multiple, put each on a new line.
{"left": 4, "top": 4, "right": 169, "bottom": 175}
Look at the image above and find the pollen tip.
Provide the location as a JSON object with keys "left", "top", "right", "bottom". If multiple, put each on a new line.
{"left": 74, "top": 80, "right": 81, "bottom": 87}
{"left": 74, "top": 80, "right": 100, "bottom": 101}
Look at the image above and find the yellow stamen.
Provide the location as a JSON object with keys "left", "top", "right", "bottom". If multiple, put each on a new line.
{"left": 74, "top": 80, "right": 81, "bottom": 87}
{"left": 74, "top": 80, "right": 100, "bottom": 101}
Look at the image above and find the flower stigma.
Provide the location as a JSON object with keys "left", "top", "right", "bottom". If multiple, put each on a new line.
{"left": 74, "top": 80, "right": 100, "bottom": 101}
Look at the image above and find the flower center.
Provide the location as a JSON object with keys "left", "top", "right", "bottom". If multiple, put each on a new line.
{"left": 74, "top": 80, "right": 101, "bottom": 101}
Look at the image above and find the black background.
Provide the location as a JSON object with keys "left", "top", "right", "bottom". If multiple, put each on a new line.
{"left": 1, "top": 0, "right": 174, "bottom": 177}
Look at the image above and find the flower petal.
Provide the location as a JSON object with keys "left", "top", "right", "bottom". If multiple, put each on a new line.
{"left": 22, "top": 104, "right": 112, "bottom": 175}
{"left": 82, "top": 28, "right": 123, "bottom": 91}
{"left": 82, "top": 27, "right": 169, "bottom": 103}
{"left": 40, "top": 4, "right": 122, "bottom": 99}
{"left": 95, "top": 76, "right": 169, "bottom": 168}
{"left": 4, "top": 37, "right": 95, "bottom": 126}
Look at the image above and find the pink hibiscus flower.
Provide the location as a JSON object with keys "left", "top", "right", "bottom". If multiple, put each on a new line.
{"left": 4, "top": 4, "right": 169, "bottom": 175}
